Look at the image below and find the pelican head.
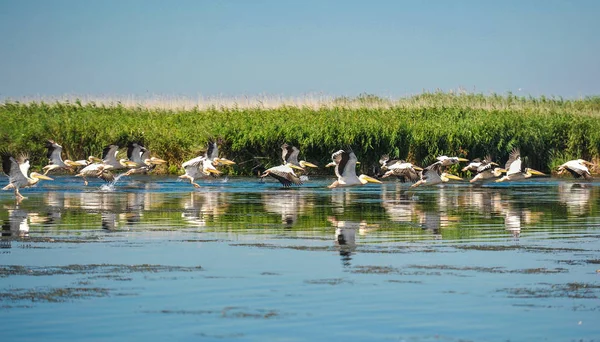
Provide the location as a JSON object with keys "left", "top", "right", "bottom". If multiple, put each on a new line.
{"left": 325, "top": 162, "right": 336, "bottom": 168}
{"left": 493, "top": 168, "right": 507, "bottom": 177}
{"left": 214, "top": 158, "right": 236, "bottom": 166}
{"left": 120, "top": 159, "right": 138, "bottom": 168}
{"left": 358, "top": 174, "right": 383, "bottom": 184}
{"left": 30, "top": 172, "right": 54, "bottom": 181}
{"left": 441, "top": 173, "right": 463, "bottom": 182}
{"left": 145, "top": 157, "right": 167, "bottom": 165}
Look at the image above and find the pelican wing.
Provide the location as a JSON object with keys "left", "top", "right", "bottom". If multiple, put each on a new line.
{"left": 205, "top": 142, "right": 218, "bottom": 160}
{"left": 182, "top": 156, "right": 205, "bottom": 168}
{"left": 562, "top": 161, "right": 591, "bottom": 179}
{"left": 505, "top": 149, "right": 522, "bottom": 175}
{"left": 1, "top": 152, "right": 28, "bottom": 185}
{"left": 127, "top": 143, "right": 146, "bottom": 164}
{"left": 281, "top": 144, "right": 299, "bottom": 165}
{"left": 390, "top": 165, "right": 420, "bottom": 183}
{"left": 266, "top": 165, "right": 302, "bottom": 187}
{"left": 45, "top": 140, "right": 64, "bottom": 165}
{"left": 421, "top": 162, "right": 442, "bottom": 181}
{"left": 102, "top": 145, "right": 119, "bottom": 161}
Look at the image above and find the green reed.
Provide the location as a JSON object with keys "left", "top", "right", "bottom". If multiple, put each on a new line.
{"left": 2, "top": 93, "right": 600, "bottom": 175}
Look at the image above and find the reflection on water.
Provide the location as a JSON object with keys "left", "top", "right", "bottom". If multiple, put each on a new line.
{"left": 2, "top": 177, "right": 600, "bottom": 341}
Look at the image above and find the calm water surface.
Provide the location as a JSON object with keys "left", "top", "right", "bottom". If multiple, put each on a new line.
{"left": 1, "top": 176, "right": 600, "bottom": 341}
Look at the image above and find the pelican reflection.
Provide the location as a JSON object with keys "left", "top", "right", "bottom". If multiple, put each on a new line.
{"left": 262, "top": 191, "right": 312, "bottom": 226}
{"left": 558, "top": 182, "right": 592, "bottom": 216}
{"left": 2, "top": 206, "right": 29, "bottom": 238}
{"left": 181, "top": 191, "right": 230, "bottom": 227}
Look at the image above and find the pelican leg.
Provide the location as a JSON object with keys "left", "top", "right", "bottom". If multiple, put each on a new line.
{"left": 327, "top": 181, "right": 339, "bottom": 188}
{"left": 83, "top": 177, "right": 88, "bottom": 186}
{"left": 14, "top": 188, "right": 24, "bottom": 200}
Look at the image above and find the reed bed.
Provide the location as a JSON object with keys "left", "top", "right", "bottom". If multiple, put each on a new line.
{"left": 2, "top": 92, "right": 600, "bottom": 175}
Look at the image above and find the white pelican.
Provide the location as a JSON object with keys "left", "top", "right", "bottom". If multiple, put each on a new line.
{"left": 470, "top": 161, "right": 506, "bottom": 183}
{"left": 437, "top": 155, "right": 469, "bottom": 167}
{"left": 495, "top": 148, "right": 546, "bottom": 182}
{"left": 462, "top": 156, "right": 498, "bottom": 172}
{"left": 42, "top": 140, "right": 89, "bottom": 175}
{"left": 75, "top": 163, "right": 115, "bottom": 186}
{"left": 2, "top": 152, "right": 53, "bottom": 200}
{"left": 101, "top": 144, "right": 134, "bottom": 170}
{"left": 380, "top": 160, "right": 423, "bottom": 183}
{"left": 281, "top": 143, "right": 318, "bottom": 168}
{"left": 557, "top": 159, "right": 595, "bottom": 180}
{"left": 261, "top": 163, "right": 304, "bottom": 187}
{"left": 412, "top": 162, "right": 463, "bottom": 187}
{"left": 123, "top": 142, "right": 166, "bottom": 176}
{"left": 179, "top": 142, "right": 236, "bottom": 187}
{"left": 327, "top": 148, "right": 382, "bottom": 188}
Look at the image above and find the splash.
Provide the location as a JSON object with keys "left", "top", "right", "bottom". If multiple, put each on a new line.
{"left": 300, "top": 175, "right": 309, "bottom": 182}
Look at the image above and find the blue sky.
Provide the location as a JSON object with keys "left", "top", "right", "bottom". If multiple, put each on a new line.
{"left": 1, "top": 0, "right": 598, "bottom": 99}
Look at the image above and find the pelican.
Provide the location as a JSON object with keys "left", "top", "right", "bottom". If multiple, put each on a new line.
{"left": 261, "top": 163, "right": 304, "bottom": 187}
{"left": 462, "top": 156, "right": 499, "bottom": 172}
{"left": 327, "top": 148, "right": 382, "bottom": 188}
{"left": 411, "top": 162, "right": 463, "bottom": 187}
{"left": 470, "top": 161, "right": 506, "bottom": 183}
{"left": 557, "top": 159, "right": 595, "bottom": 180}
{"left": 495, "top": 148, "right": 546, "bottom": 182}
{"left": 101, "top": 144, "right": 134, "bottom": 170}
{"left": 2, "top": 152, "right": 53, "bottom": 200}
{"left": 180, "top": 141, "right": 236, "bottom": 187}
{"left": 380, "top": 161, "right": 422, "bottom": 183}
{"left": 75, "top": 163, "right": 115, "bottom": 186}
{"left": 281, "top": 143, "right": 318, "bottom": 169}
{"left": 123, "top": 142, "right": 166, "bottom": 176}
{"left": 437, "top": 155, "right": 469, "bottom": 167}
{"left": 42, "top": 140, "right": 89, "bottom": 174}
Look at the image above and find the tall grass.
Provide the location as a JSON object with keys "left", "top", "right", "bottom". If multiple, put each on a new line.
{"left": 2, "top": 92, "right": 600, "bottom": 175}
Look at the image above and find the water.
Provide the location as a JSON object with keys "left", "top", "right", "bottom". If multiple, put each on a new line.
{"left": 1, "top": 175, "right": 600, "bottom": 341}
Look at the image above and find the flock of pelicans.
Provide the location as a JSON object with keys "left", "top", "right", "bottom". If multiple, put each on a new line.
{"left": 0, "top": 140, "right": 596, "bottom": 201}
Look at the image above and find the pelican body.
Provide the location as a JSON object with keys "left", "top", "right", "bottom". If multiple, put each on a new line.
{"left": 496, "top": 148, "right": 546, "bottom": 182}
{"left": 412, "top": 162, "right": 463, "bottom": 187}
{"left": 557, "top": 159, "right": 594, "bottom": 180}
{"left": 123, "top": 142, "right": 166, "bottom": 176}
{"left": 437, "top": 156, "right": 469, "bottom": 167}
{"left": 75, "top": 163, "right": 115, "bottom": 186}
{"left": 261, "top": 163, "right": 304, "bottom": 187}
{"left": 467, "top": 156, "right": 504, "bottom": 183}
{"left": 328, "top": 149, "right": 381, "bottom": 188}
{"left": 281, "top": 143, "right": 318, "bottom": 169}
{"left": 43, "top": 140, "right": 88, "bottom": 175}
{"left": 2, "top": 152, "right": 53, "bottom": 200}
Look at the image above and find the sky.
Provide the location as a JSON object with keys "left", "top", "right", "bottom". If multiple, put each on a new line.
{"left": 0, "top": 0, "right": 599, "bottom": 99}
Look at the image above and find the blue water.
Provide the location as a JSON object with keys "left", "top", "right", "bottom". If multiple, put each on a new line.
{"left": 1, "top": 176, "right": 600, "bottom": 341}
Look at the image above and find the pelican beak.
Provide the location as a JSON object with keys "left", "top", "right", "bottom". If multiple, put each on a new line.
{"left": 300, "top": 161, "right": 318, "bottom": 168}
{"left": 205, "top": 168, "right": 222, "bottom": 175}
{"left": 288, "top": 164, "right": 305, "bottom": 171}
{"left": 325, "top": 162, "right": 336, "bottom": 168}
{"left": 124, "top": 161, "right": 138, "bottom": 168}
{"left": 216, "top": 158, "right": 236, "bottom": 165}
{"left": 496, "top": 168, "right": 507, "bottom": 173}
{"left": 356, "top": 161, "right": 361, "bottom": 165}
{"left": 490, "top": 162, "right": 499, "bottom": 166}
{"left": 89, "top": 156, "right": 103, "bottom": 163}
{"left": 583, "top": 160, "right": 596, "bottom": 167}
{"left": 528, "top": 169, "right": 546, "bottom": 176}
{"left": 461, "top": 166, "right": 469, "bottom": 172}
{"left": 362, "top": 175, "right": 382, "bottom": 184}
{"left": 150, "top": 158, "right": 167, "bottom": 165}
{"left": 33, "top": 173, "right": 54, "bottom": 181}
{"left": 457, "top": 158, "right": 469, "bottom": 162}
{"left": 444, "top": 173, "right": 464, "bottom": 181}
{"left": 413, "top": 166, "right": 423, "bottom": 171}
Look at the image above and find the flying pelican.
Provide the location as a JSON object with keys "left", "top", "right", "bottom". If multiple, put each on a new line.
{"left": 328, "top": 148, "right": 382, "bottom": 188}
{"left": 179, "top": 142, "right": 236, "bottom": 187}
{"left": 557, "top": 159, "right": 595, "bottom": 180}
{"left": 281, "top": 143, "right": 318, "bottom": 169}
{"left": 1, "top": 152, "right": 53, "bottom": 200}
{"left": 380, "top": 160, "right": 423, "bottom": 183}
{"left": 75, "top": 163, "right": 115, "bottom": 186}
{"left": 261, "top": 163, "right": 304, "bottom": 187}
{"left": 469, "top": 160, "right": 506, "bottom": 183}
{"left": 100, "top": 144, "right": 135, "bottom": 170}
{"left": 495, "top": 148, "right": 546, "bottom": 182}
{"left": 123, "top": 143, "right": 167, "bottom": 176}
{"left": 411, "top": 162, "right": 463, "bottom": 187}
{"left": 42, "top": 140, "right": 90, "bottom": 175}
{"left": 462, "top": 156, "right": 499, "bottom": 172}
{"left": 437, "top": 155, "right": 469, "bottom": 167}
